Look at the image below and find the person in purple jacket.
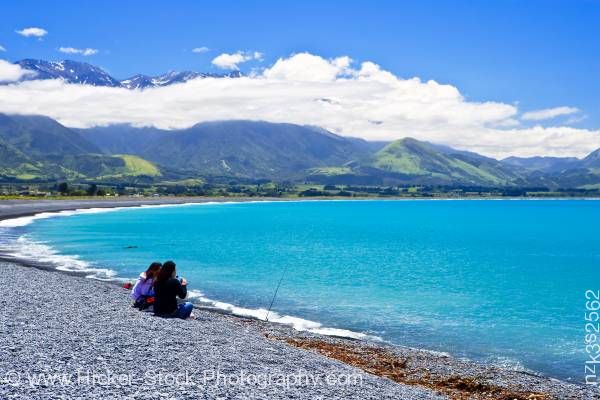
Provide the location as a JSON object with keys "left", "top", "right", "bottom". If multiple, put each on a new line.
{"left": 130, "top": 262, "right": 162, "bottom": 309}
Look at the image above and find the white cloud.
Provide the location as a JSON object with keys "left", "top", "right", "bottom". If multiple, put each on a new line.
{"left": 263, "top": 53, "right": 352, "bottom": 82}
{"left": 0, "top": 45, "right": 5, "bottom": 52}
{"left": 59, "top": 47, "right": 98, "bottom": 56}
{"left": 0, "top": 59, "right": 36, "bottom": 82}
{"left": 16, "top": 27, "right": 48, "bottom": 38}
{"left": 0, "top": 53, "right": 598, "bottom": 158}
{"left": 565, "top": 114, "right": 588, "bottom": 125}
{"left": 522, "top": 106, "right": 579, "bottom": 121}
{"left": 211, "top": 51, "right": 262, "bottom": 70}
{"left": 192, "top": 47, "right": 210, "bottom": 53}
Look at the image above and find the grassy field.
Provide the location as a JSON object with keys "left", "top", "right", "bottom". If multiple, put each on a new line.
{"left": 118, "top": 155, "right": 161, "bottom": 176}
{"left": 307, "top": 167, "right": 354, "bottom": 176}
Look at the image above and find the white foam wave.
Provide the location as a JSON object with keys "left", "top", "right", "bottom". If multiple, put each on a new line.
{"left": 485, "top": 355, "right": 530, "bottom": 373}
{"left": 187, "top": 289, "right": 375, "bottom": 340}
{"left": 0, "top": 203, "right": 189, "bottom": 228}
{"left": 1, "top": 235, "right": 116, "bottom": 279}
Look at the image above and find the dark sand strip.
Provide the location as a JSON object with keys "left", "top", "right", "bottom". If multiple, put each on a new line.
{"left": 0, "top": 197, "right": 281, "bottom": 221}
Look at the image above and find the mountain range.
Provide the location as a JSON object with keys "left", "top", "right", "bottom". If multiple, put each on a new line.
{"left": 0, "top": 60, "right": 598, "bottom": 188}
{"left": 8, "top": 59, "right": 242, "bottom": 89}
{"left": 1, "top": 112, "right": 600, "bottom": 189}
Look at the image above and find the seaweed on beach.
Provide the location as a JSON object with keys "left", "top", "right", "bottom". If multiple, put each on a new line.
{"left": 276, "top": 337, "right": 553, "bottom": 400}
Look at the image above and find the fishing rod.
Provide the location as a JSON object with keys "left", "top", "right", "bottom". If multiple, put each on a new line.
{"left": 265, "top": 264, "right": 288, "bottom": 322}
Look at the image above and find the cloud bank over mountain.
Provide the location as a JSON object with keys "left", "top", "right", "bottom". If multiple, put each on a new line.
{"left": 0, "top": 59, "right": 35, "bottom": 82}
{"left": 0, "top": 52, "right": 598, "bottom": 159}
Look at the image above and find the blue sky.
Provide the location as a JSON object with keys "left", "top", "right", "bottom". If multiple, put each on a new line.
{"left": 1, "top": 0, "right": 599, "bottom": 157}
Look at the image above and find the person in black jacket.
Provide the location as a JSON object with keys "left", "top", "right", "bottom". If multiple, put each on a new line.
{"left": 153, "top": 260, "right": 193, "bottom": 319}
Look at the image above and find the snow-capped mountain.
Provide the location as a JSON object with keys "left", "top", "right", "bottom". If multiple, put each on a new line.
{"left": 16, "top": 59, "right": 122, "bottom": 87}
{"left": 120, "top": 70, "right": 242, "bottom": 89}
{"left": 9, "top": 59, "right": 242, "bottom": 88}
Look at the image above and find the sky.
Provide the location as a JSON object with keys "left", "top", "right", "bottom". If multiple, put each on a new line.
{"left": 0, "top": 0, "right": 599, "bottom": 159}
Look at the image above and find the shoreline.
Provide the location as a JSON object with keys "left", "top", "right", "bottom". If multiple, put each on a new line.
{"left": 0, "top": 260, "right": 442, "bottom": 399}
{"left": 1, "top": 198, "right": 598, "bottom": 399}
{"left": 2, "top": 259, "right": 596, "bottom": 399}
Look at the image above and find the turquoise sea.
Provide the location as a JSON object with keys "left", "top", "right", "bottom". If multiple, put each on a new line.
{"left": 1, "top": 199, "right": 598, "bottom": 382}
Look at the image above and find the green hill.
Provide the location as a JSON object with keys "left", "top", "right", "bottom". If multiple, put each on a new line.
{"left": 81, "top": 120, "right": 369, "bottom": 180}
{"left": 0, "top": 139, "right": 31, "bottom": 168}
{"left": 371, "top": 138, "right": 518, "bottom": 185}
{"left": 550, "top": 149, "right": 600, "bottom": 189}
{"left": 0, "top": 114, "right": 100, "bottom": 156}
{"left": 118, "top": 154, "right": 161, "bottom": 176}
{"left": 0, "top": 137, "right": 77, "bottom": 181}
{"left": 52, "top": 154, "right": 161, "bottom": 180}
{"left": 0, "top": 114, "right": 161, "bottom": 181}
{"left": 309, "top": 138, "right": 524, "bottom": 186}
{"left": 145, "top": 121, "right": 368, "bottom": 179}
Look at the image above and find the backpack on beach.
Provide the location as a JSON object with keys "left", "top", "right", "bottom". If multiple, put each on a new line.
{"left": 133, "top": 296, "right": 155, "bottom": 311}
